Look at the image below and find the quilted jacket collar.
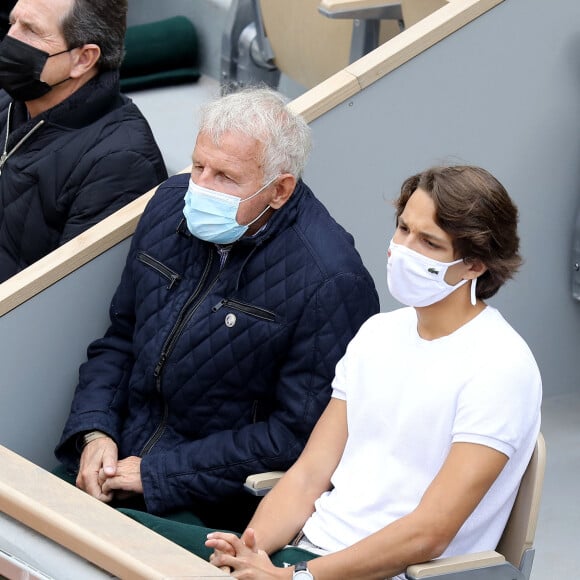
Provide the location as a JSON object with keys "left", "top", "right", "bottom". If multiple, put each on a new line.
{"left": 236, "top": 178, "right": 306, "bottom": 248}
{"left": 4, "top": 70, "right": 124, "bottom": 148}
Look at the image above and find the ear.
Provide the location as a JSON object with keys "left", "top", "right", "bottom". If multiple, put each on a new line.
{"left": 463, "top": 258, "right": 487, "bottom": 280}
{"left": 69, "top": 44, "right": 101, "bottom": 78}
{"left": 269, "top": 174, "right": 296, "bottom": 209}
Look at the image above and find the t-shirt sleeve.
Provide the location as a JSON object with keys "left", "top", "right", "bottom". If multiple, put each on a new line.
{"left": 330, "top": 316, "right": 373, "bottom": 402}
{"left": 330, "top": 314, "right": 385, "bottom": 402}
{"left": 331, "top": 354, "right": 348, "bottom": 401}
{"left": 452, "top": 342, "right": 542, "bottom": 458}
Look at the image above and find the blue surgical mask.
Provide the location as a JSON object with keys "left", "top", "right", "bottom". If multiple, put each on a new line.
{"left": 183, "top": 176, "right": 277, "bottom": 244}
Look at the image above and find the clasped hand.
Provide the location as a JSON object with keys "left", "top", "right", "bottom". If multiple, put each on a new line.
{"left": 76, "top": 437, "right": 143, "bottom": 502}
{"left": 206, "top": 528, "right": 287, "bottom": 579}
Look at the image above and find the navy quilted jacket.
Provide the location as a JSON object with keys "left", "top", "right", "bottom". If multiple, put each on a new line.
{"left": 56, "top": 173, "right": 379, "bottom": 515}
{"left": 0, "top": 70, "right": 167, "bottom": 282}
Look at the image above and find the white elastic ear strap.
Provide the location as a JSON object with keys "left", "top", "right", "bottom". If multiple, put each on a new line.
{"left": 470, "top": 278, "right": 477, "bottom": 306}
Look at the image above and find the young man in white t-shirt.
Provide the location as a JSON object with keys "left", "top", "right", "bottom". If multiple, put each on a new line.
{"left": 200, "top": 165, "right": 542, "bottom": 579}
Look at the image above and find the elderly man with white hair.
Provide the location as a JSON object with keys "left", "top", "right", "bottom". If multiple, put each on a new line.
{"left": 55, "top": 87, "right": 380, "bottom": 532}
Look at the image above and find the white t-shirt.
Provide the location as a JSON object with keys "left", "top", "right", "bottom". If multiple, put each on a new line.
{"left": 302, "top": 306, "right": 542, "bottom": 573}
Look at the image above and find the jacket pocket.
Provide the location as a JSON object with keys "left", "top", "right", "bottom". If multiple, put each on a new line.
{"left": 137, "top": 251, "right": 181, "bottom": 290}
{"left": 211, "top": 298, "right": 277, "bottom": 322}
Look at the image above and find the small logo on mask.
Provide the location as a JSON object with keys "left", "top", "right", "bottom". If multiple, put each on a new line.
{"left": 427, "top": 267, "right": 439, "bottom": 275}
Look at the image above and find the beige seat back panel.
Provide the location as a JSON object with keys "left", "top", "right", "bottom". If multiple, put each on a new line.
{"left": 260, "top": 0, "right": 353, "bottom": 89}
{"left": 403, "top": 0, "right": 450, "bottom": 26}
{"left": 261, "top": 0, "right": 448, "bottom": 89}
{"left": 379, "top": 20, "right": 403, "bottom": 44}
{"left": 497, "top": 433, "right": 547, "bottom": 568}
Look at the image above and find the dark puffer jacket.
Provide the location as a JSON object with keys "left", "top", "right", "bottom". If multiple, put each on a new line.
{"left": 56, "top": 173, "right": 380, "bottom": 516}
{"left": 0, "top": 70, "right": 168, "bottom": 282}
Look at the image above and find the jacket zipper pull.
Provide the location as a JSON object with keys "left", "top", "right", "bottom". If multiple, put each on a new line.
{"left": 212, "top": 298, "right": 227, "bottom": 312}
{"left": 154, "top": 354, "right": 167, "bottom": 378}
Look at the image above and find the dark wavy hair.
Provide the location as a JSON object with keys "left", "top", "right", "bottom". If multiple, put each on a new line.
{"left": 61, "top": 0, "right": 127, "bottom": 70}
{"left": 395, "top": 165, "right": 522, "bottom": 299}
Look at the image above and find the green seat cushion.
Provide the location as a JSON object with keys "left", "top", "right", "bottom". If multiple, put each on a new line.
{"left": 120, "top": 15, "right": 200, "bottom": 91}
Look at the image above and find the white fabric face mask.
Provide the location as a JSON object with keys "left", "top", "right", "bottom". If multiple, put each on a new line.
{"left": 387, "top": 240, "right": 469, "bottom": 307}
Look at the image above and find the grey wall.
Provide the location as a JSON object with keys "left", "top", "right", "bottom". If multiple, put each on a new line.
{"left": 0, "top": 240, "right": 131, "bottom": 469}
{"left": 303, "top": 0, "right": 580, "bottom": 398}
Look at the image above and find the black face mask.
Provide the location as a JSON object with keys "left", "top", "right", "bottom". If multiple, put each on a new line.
{"left": 0, "top": 35, "right": 70, "bottom": 101}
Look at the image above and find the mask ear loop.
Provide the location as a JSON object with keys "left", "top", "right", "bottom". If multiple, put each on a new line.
{"left": 470, "top": 277, "right": 477, "bottom": 306}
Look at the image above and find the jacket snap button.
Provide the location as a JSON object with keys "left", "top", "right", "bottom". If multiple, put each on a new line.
{"left": 225, "top": 313, "right": 237, "bottom": 328}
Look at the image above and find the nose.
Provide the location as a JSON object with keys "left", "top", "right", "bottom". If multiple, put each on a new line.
{"left": 6, "top": 21, "right": 24, "bottom": 42}
{"left": 392, "top": 229, "right": 405, "bottom": 245}
{"left": 192, "top": 169, "right": 213, "bottom": 189}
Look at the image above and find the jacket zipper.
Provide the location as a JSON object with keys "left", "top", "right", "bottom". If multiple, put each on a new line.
{"left": 252, "top": 399, "right": 260, "bottom": 423}
{"left": 139, "top": 250, "right": 219, "bottom": 456}
{"left": 137, "top": 251, "right": 182, "bottom": 290}
{"left": 212, "top": 298, "right": 276, "bottom": 322}
{"left": 0, "top": 102, "right": 45, "bottom": 176}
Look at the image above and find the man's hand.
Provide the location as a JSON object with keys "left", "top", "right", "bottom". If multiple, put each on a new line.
{"left": 76, "top": 436, "right": 118, "bottom": 502}
{"left": 207, "top": 528, "right": 287, "bottom": 578}
{"left": 100, "top": 456, "right": 144, "bottom": 499}
{"left": 206, "top": 529, "right": 239, "bottom": 573}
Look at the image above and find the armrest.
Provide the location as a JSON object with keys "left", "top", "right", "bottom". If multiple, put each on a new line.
{"left": 406, "top": 550, "right": 506, "bottom": 578}
{"left": 244, "top": 471, "right": 285, "bottom": 496}
{"left": 319, "top": 0, "right": 403, "bottom": 21}
{"left": 0, "top": 445, "right": 228, "bottom": 578}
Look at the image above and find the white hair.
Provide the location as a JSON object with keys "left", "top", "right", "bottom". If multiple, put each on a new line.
{"left": 198, "top": 86, "right": 312, "bottom": 183}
